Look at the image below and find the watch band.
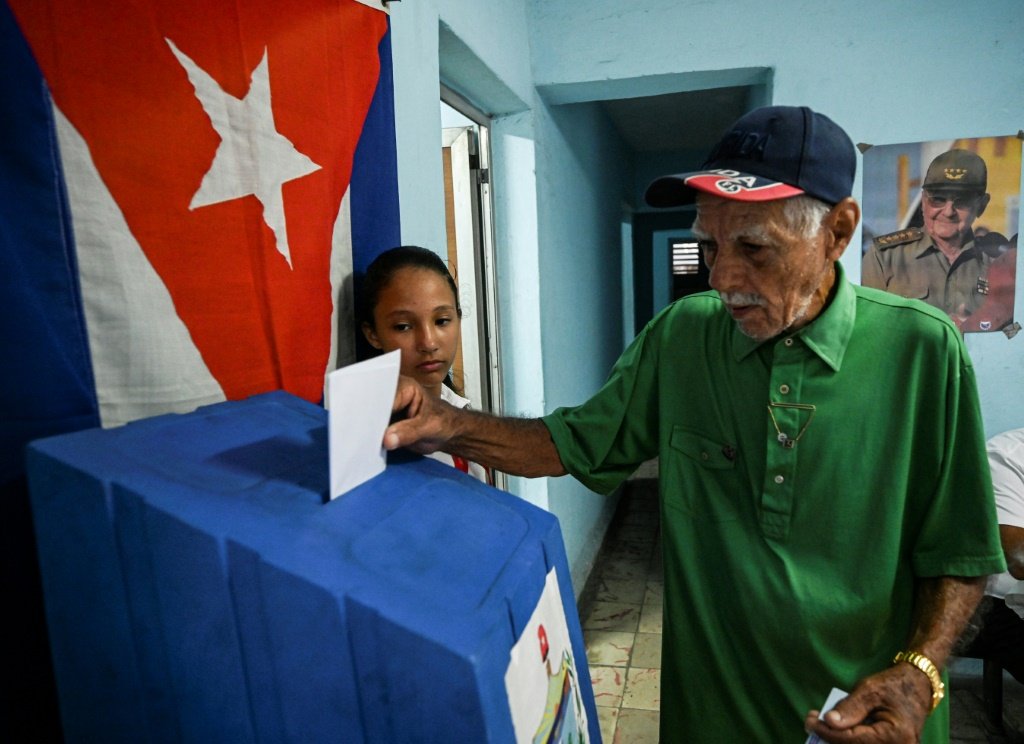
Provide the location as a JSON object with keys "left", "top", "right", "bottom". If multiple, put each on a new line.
{"left": 893, "top": 650, "right": 945, "bottom": 712}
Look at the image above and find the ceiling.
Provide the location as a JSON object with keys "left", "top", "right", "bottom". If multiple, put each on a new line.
{"left": 600, "top": 86, "right": 751, "bottom": 154}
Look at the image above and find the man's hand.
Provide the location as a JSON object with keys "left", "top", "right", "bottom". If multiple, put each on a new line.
{"left": 381, "top": 376, "right": 566, "bottom": 478}
{"left": 804, "top": 574, "right": 985, "bottom": 743}
{"left": 383, "top": 375, "right": 456, "bottom": 455}
{"left": 803, "top": 664, "right": 931, "bottom": 743}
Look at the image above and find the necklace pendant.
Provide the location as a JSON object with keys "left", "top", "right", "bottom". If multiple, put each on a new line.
{"left": 767, "top": 401, "right": 816, "bottom": 450}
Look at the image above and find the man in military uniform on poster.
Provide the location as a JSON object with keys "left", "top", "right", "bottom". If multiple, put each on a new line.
{"left": 862, "top": 148, "right": 1012, "bottom": 330}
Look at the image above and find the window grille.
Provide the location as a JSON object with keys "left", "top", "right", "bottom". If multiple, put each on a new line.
{"left": 671, "top": 240, "right": 701, "bottom": 275}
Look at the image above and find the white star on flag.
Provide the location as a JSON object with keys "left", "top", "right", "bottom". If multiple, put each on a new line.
{"left": 167, "top": 38, "right": 321, "bottom": 268}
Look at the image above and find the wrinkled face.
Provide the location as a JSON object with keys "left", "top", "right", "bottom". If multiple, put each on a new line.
{"left": 921, "top": 190, "right": 986, "bottom": 246}
{"left": 362, "top": 267, "right": 461, "bottom": 396}
{"left": 693, "top": 196, "right": 836, "bottom": 341}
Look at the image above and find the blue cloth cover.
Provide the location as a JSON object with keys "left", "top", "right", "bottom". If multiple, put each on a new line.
{"left": 26, "top": 391, "right": 598, "bottom": 743}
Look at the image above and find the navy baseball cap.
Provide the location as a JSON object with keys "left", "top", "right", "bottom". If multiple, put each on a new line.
{"left": 645, "top": 106, "right": 856, "bottom": 207}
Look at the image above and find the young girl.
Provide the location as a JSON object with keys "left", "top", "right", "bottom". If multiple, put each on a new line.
{"left": 360, "top": 246, "right": 489, "bottom": 483}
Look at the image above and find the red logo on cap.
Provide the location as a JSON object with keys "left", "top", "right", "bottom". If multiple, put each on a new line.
{"left": 684, "top": 170, "right": 803, "bottom": 202}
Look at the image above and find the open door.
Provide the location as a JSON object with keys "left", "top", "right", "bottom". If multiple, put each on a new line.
{"left": 441, "top": 99, "right": 501, "bottom": 412}
{"left": 442, "top": 93, "right": 504, "bottom": 488}
{"left": 442, "top": 125, "right": 486, "bottom": 407}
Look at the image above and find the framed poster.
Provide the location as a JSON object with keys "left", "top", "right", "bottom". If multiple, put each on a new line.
{"left": 861, "top": 135, "right": 1020, "bottom": 333}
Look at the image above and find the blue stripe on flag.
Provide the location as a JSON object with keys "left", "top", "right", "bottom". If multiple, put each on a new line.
{"left": 1, "top": 6, "right": 88, "bottom": 735}
{"left": 1, "top": 1, "right": 100, "bottom": 485}
{"left": 351, "top": 20, "right": 401, "bottom": 277}
{"left": 350, "top": 21, "right": 401, "bottom": 362}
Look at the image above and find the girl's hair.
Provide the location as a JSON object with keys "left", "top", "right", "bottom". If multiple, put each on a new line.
{"left": 360, "top": 245, "right": 461, "bottom": 329}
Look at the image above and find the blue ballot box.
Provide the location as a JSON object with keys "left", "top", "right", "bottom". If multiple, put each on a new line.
{"left": 26, "top": 391, "right": 600, "bottom": 743}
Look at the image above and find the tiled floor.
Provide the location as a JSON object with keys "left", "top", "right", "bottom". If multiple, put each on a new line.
{"left": 578, "top": 474, "right": 662, "bottom": 744}
{"left": 577, "top": 471, "right": 1024, "bottom": 743}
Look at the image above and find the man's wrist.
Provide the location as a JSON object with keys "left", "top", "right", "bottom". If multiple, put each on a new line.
{"left": 893, "top": 650, "right": 945, "bottom": 712}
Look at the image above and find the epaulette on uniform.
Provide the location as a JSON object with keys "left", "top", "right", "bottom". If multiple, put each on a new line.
{"left": 873, "top": 227, "right": 923, "bottom": 251}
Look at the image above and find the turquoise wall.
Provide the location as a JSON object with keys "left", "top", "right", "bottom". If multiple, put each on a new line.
{"left": 391, "top": 0, "right": 625, "bottom": 590}
{"left": 390, "top": 0, "right": 1024, "bottom": 593}
{"left": 533, "top": 99, "right": 632, "bottom": 587}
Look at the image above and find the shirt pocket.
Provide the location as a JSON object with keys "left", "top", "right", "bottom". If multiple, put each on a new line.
{"left": 665, "top": 426, "right": 742, "bottom": 522}
{"left": 887, "top": 274, "right": 929, "bottom": 302}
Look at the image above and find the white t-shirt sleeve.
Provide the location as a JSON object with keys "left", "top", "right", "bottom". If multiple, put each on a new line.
{"left": 988, "top": 429, "right": 1024, "bottom": 528}
{"left": 985, "top": 429, "right": 1024, "bottom": 601}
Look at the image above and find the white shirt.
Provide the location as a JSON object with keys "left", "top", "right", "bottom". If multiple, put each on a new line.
{"left": 427, "top": 386, "right": 489, "bottom": 483}
{"left": 985, "top": 428, "right": 1024, "bottom": 606}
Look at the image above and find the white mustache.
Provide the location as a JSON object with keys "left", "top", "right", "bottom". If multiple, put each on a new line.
{"left": 719, "top": 292, "right": 765, "bottom": 307}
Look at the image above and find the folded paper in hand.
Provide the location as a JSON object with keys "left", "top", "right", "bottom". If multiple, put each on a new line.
{"left": 805, "top": 687, "right": 848, "bottom": 744}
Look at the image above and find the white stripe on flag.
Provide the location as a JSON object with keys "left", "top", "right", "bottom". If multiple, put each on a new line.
{"left": 323, "top": 187, "right": 355, "bottom": 408}
{"left": 55, "top": 106, "right": 226, "bottom": 427}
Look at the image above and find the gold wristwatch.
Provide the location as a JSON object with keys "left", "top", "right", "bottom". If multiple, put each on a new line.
{"left": 893, "top": 651, "right": 945, "bottom": 712}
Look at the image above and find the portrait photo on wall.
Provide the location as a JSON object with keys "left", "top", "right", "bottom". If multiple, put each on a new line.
{"left": 861, "top": 135, "right": 1021, "bottom": 333}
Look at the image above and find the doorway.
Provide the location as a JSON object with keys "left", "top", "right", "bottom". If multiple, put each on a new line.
{"left": 440, "top": 88, "right": 503, "bottom": 415}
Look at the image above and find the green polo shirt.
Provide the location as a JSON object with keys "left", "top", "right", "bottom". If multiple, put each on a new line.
{"left": 543, "top": 264, "right": 1004, "bottom": 743}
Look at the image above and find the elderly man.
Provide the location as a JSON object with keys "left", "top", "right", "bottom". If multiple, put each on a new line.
{"left": 384, "top": 106, "right": 1005, "bottom": 743}
{"left": 862, "top": 149, "right": 1010, "bottom": 330}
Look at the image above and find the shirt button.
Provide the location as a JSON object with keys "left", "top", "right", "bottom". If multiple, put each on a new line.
{"left": 784, "top": 338, "right": 794, "bottom": 347}
{"left": 701, "top": 451, "right": 709, "bottom": 461}
{"left": 774, "top": 474, "right": 784, "bottom": 484}
{"left": 779, "top": 384, "right": 790, "bottom": 394}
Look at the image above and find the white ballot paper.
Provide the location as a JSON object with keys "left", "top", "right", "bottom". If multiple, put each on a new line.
{"left": 805, "top": 687, "right": 848, "bottom": 744}
{"left": 325, "top": 350, "right": 400, "bottom": 500}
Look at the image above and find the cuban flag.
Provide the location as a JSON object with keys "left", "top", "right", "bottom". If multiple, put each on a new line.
{"left": 0, "top": 0, "right": 399, "bottom": 733}
{"left": 2, "top": 0, "right": 399, "bottom": 470}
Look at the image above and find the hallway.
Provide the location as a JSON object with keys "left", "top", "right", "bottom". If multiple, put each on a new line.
{"left": 577, "top": 473, "right": 1024, "bottom": 743}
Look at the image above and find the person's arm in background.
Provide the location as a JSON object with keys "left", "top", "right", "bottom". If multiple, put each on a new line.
{"left": 989, "top": 430, "right": 1024, "bottom": 579}
{"left": 804, "top": 575, "right": 985, "bottom": 743}
{"left": 1000, "top": 525, "right": 1024, "bottom": 580}
{"left": 384, "top": 375, "right": 566, "bottom": 478}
